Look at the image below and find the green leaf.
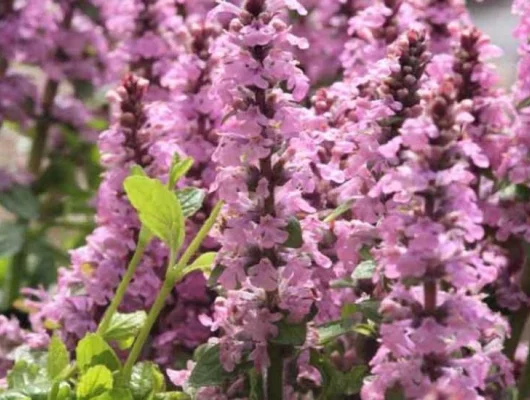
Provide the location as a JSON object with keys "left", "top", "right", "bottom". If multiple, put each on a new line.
{"left": 154, "top": 393, "right": 190, "bottom": 400}
{"left": 207, "top": 264, "right": 225, "bottom": 287}
{"left": 169, "top": 158, "right": 194, "bottom": 188}
{"left": 283, "top": 217, "right": 303, "bottom": 248}
{"left": 341, "top": 300, "right": 381, "bottom": 323}
{"left": 6, "top": 358, "right": 51, "bottom": 400}
{"left": 176, "top": 188, "right": 205, "bottom": 218}
{"left": 344, "top": 366, "right": 368, "bottom": 395}
{"left": 49, "top": 381, "right": 72, "bottom": 400}
{"left": 317, "top": 320, "right": 353, "bottom": 345}
{"left": 0, "top": 223, "right": 26, "bottom": 258}
{"left": 0, "top": 391, "right": 31, "bottom": 399}
{"left": 102, "top": 311, "right": 146, "bottom": 343}
{"left": 92, "top": 389, "right": 133, "bottom": 400}
{"left": 47, "top": 335, "right": 69, "bottom": 379}
{"left": 517, "top": 96, "right": 530, "bottom": 110}
{"left": 309, "top": 351, "right": 367, "bottom": 400}
{"left": 130, "top": 165, "right": 147, "bottom": 177}
{"left": 130, "top": 362, "right": 165, "bottom": 400}
{"left": 0, "top": 186, "right": 39, "bottom": 220}
{"left": 188, "top": 344, "right": 233, "bottom": 388}
{"left": 181, "top": 252, "right": 217, "bottom": 278}
{"left": 351, "top": 260, "right": 376, "bottom": 283}
{"left": 354, "top": 322, "right": 377, "bottom": 337}
{"left": 76, "top": 334, "right": 121, "bottom": 372}
{"left": 76, "top": 366, "right": 113, "bottom": 400}
{"left": 272, "top": 321, "right": 307, "bottom": 346}
{"left": 124, "top": 176, "right": 185, "bottom": 251}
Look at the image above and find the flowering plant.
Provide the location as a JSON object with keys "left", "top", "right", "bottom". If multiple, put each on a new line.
{"left": 1, "top": 0, "right": 530, "bottom": 399}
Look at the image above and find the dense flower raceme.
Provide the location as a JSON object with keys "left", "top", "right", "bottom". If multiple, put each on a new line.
{"left": 25, "top": 73, "right": 215, "bottom": 364}
{"left": 360, "top": 29, "right": 513, "bottom": 399}
{"left": 174, "top": 0, "right": 324, "bottom": 395}
{"left": 507, "top": 0, "right": 530, "bottom": 188}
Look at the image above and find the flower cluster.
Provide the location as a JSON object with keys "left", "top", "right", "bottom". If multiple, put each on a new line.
{"left": 27, "top": 74, "right": 212, "bottom": 365}
{"left": 361, "top": 29, "right": 513, "bottom": 399}
{"left": 3, "top": 1, "right": 530, "bottom": 399}
{"left": 192, "top": 0, "right": 320, "bottom": 395}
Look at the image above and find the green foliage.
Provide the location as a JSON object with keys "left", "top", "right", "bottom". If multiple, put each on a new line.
{"left": 188, "top": 344, "right": 235, "bottom": 388}
{"left": 176, "top": 188, "right": 205, "bottom": 218}
{"left": 124, "top": 176, "right": 185, "bottom": 252}
{"left": 76, "top": 334, "right": 121, "bottom": 372}
{"left": 351, "top": 260, "right": 376, "bottom": 283}
{"left": 47, "top": 335, "right": 70, "bottom": 379}
{"left": 283, "top": 217, "right": 303, "bottom": 248}
{"left": 0, "top": 186, "right": 39, "bottom": 220}
{"left": 310, "top": 350, "right": 367, "bottom": 399}
{"left": 129, "top": 363, "right": 165, "bottom": 400}
{"left": 102, "top": 311, "right": 147, "bottom": 348}
{"left": 168, "top": 157, "right": 194, "bottom": 189}
{"left": 272, "top": 321, "right": 307, "bottom": 346}
{"left": 76, "top": 366, "right": 114, "bottom": 399}
{"left": 0, "top": 223, "right": 26, "bottom": 258}
{"left": 179, "top": 252, "right": 216, "bottom": 279}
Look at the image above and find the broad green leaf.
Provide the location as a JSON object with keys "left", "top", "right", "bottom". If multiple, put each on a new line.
{"left": 76, "top": 366, "right": 113, "bottom": 400}
{"left": 76, "top": 334, "right": 121, "bottom": 372}
{"left": 130, "top": 165, "right": 147, "bottom": 177}
{"left": 181, "top": 252, "right": 216, "bottom": 278}
{"left": 0, "top": 186, "right": 39, "bottom": 220}
{"left": 283, "top": 218, "right": 303, "bottom": 248}
{"left": 177, "top": 188, "right": 205, "bottom": 218}
{"left": 272, "top": 321, "right": 307, "bottom": 346}
{"left": 92, "top": 389, "right": 133, "bottom": 400}
{"left": 102, "top": 311, "right": 146, "bottom": 343}
{"left": 188, "top": 344, "right": 232, "bottom": 388}
{"left": 351, "top": 260, "right": 376, "bottom": 283}
{"left": 169, "top": 158, "right": 193, "bottom": 188}
{"left": 47, "top": 335, "right": 69, "bottom": 379}
{"left": 130, "top": 362, "right": 165, "bottom": 400}
{"left": 0, "top": 223, "right": 26, "bottom": 258}
{"left": 124, "top": 176, "right": 184, "bottom": 251}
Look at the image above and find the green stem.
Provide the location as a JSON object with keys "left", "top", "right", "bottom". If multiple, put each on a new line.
{"left": 28, "top": 79, "right": 59, "bottom": 175}
{"left": 2, "top": 250, "right": 26, "bottom": 310}
{"left": 267, "top": 344, "right": 284, "bottom": 400}
{"left": 506, "top": 243, "right": 530, "bottom": 360}
{"left": 97, "top": 227, "right": 151, "bottom": 335}
{"left": 121, "top": 201, "right": 223, "bottom": 382}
